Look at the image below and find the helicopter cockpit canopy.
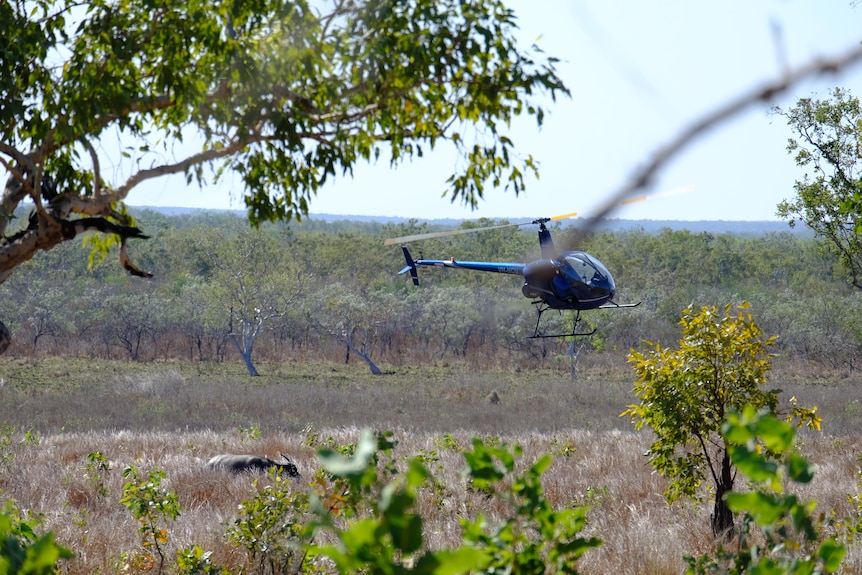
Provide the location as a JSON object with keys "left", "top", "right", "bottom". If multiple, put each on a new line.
{"left": 555, "top": 251, "right": 616, "bottom": 302}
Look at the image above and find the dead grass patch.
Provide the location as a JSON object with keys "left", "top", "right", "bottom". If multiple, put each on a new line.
{"left": 0, "top": 357, "right": 860, "bottom": 573}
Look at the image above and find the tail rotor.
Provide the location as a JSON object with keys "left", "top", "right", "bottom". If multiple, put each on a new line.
{"left": 399, "top": 247, "right": 419, "bottom": 285}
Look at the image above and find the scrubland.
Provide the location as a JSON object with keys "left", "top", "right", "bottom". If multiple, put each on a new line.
{"left": 0, "top": 355, "right": 861, "bottom": 574}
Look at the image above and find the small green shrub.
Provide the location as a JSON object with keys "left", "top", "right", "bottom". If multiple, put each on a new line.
{"left": 458, "top": 437, "right": 602, "bottom": 574}
{"left": 307, "top": 429, "right": 602, "bottom": 574}
{"left": 685, "top": 407, "right": 845, "bottom": 574}
{"left": 120, "top": 465, "right": 181, "bottom": 575}
{"left": 434, "top": 433, "right": 462, "bottom": 452}
{"left": 0, "top": 499, "right": 73, "bottom": 574}
{"left": 0, "top": 423, "right": 15, "bottom": 468}
{"left": 237, "top": 425, "right": 261, "bottom": 441}
{"left": 226, "top": 473, "right": 310, "bottom": 575}
{"left": 85, "top": 451, "right": 111, "bottom": 499}
{"left": 175, "top": 545, "right": 231, "bottom": 575}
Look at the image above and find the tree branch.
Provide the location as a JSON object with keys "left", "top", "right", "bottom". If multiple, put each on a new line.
{"left": 572, "top": 42, "right": 862, "bottom": 243}
{"left": 0, "top": 214, "right": 150, "bottom": 283}
{"left": 82, "top": 138, "right": 103, "bottom": 198}
{"left": 114, "top": 138, "right": 256, "bottom": 197}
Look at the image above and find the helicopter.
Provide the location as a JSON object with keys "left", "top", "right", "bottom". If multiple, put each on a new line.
{"left": 384, "top": 212, "right": 640, "bottom": 338}
{"left": 385, "top": 186, "right": 694, "bottom": 337}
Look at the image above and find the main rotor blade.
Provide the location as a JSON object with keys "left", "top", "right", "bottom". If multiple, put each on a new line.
{"left": 383, "top": 221, "right": 526, "bottom": 246}
{"left": 384, "top": 185, "right": 693, "bottom": 246}
{"left": 383, "top": 211, "right": 582, "bottom": 246}
{"left": 549, "top": 211, "right": 579, "bottom": 221}
{"left": 566, "top": 184, "right": 696, "bottom": 224}
{"left": 619, "top": 184, "right": 695, "bottom": 207}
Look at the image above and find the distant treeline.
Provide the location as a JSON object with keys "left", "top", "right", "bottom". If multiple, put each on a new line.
{"left": 0, "top": 208, "right": 855, "bottom": 370}
{"left": 139, "top": 206, "right": 814, "bottom": 236}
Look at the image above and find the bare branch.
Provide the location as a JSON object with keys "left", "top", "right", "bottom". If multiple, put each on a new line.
{"left": 119, "top": 238, "right": 153, "bottom": 277}
{"left": 319, "top": 0, "right": 348, "bottom": 42}
{"left": 0, "top": 143, "right": 32, "bottom": 169}
{"left": 82, "top": 138, "right": 103, "bottom": 197}
{"left": 574, "top": 43, "right": 862, "bottom": 242}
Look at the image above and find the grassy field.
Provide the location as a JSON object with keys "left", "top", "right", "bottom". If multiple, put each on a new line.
{"left": 1, "top": 354, "right": 861, "bottom": 573}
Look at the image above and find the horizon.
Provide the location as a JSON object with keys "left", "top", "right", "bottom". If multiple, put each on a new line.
{"left": 130, "top": 204, "right": 810, "bottom": 236}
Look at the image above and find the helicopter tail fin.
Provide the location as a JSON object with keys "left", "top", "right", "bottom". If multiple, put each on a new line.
{"left": 398, "top": 247, "right": 419, "bottom": 286}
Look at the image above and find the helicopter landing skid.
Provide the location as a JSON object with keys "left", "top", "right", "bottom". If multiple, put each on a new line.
{"left": 528, "top": 306, "right": 596, "bottom": 339}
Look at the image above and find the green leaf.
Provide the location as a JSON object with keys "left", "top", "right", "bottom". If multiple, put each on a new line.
{"left": 729, "top": 444, "right": 780, "bottom": 488}
{"left": 423, "top": 547, "right": 486, "bottom": 575}
{"left": 751, "top": 413, "right": 795, "bottom": 454}
{"left": 318, "top": 428, "right": 377, "bottom": 478}
{"left": 389, "top": 513, "right": 423, "bottom": 554}
{"left": 530, "top": 453, "right": 553, "bottom": 476}
{"left": 725, "top": 491, "right": 785, "bottom": 525}
{"left": 786, "top": 452, "right": 815, "bottom": 484}
{"left": 340, "top": 516, "right": 380, "bottom": 548}
{"left": 818, "top": 539, "right": 846, "bottom": 573}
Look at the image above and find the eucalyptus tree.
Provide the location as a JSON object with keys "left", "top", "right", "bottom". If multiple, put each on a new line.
{"left": 15, "top": 277, "right": 70, "bottom": 352}
{"left": 775, "top": 87, "right": 862, "bottom": 290}
{"left": 190, "top": 227, "right": 304, "bottom": 375}
{"left": 420, "top": 285, "right": 484, "bottom": 359}
{"left": 299, "top": 229, "right": 395, "bottom": 289}
{"left": 169, "top": 277, "right": 234, "bottom": 362}
{"left": 0, "top": 0, "right": 567, "bottom": 354}
{"left": 309, "top": 283, "right": 401, "bottom": 374}
{"left": 100, "top": 287, "right": 166, "bottom": 360}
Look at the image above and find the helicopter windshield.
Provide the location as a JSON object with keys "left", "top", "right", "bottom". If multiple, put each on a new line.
{"left": 565, "top": 253, "right": 612, "bottom": 285}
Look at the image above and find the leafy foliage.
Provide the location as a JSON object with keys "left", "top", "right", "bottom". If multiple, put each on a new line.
{"left": 457, "top": 438, "right": 602, "bottom": 574}
{"left": 120, "top": 465, "right": 182, "bottom": 574}
{"left": 226, "top": 472, "right": 309, "bottom": 574}
{"left": 0, "top": 500, "right": 74, "bottom": 575}
{"left": 775, "top": 87, "right": 862, "bottom": 290}
{"left": 0, "top": 0, "right": 566, "bottom": 300}
{"left": 839, "top": 456, "right": 862, "bottom": 541}
{"left": 0, "top": 423, "right": 16, "bottom": 469}
{"left": 624, "top": 303, "right": 820, "bottom": 535}
{"left": 625, "top": 304, "right": 778, "bottom": 502}
{"left": 85, "top": 451, "right": 111, "bottom": 500}
{"left": 686, "top": 407, "right": 846, "bottom": 574}
{"left": 175, "top": 545, "right": 229, "bottom": 575}
{"left": 307, "top": 429, "right": 602, "bottom": 574}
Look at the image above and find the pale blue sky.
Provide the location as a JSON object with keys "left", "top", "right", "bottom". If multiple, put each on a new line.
{"left": 129, "top": 1, "right": 862, "bottom": 222}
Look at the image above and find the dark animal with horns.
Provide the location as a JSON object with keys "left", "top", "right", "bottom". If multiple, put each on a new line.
{"left": 205, "top": 453, "right": 300, "bottom": 476}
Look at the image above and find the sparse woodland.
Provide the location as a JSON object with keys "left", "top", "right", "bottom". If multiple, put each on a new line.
{"left": 1, "top": 210, "right": 861, "bottom": 372}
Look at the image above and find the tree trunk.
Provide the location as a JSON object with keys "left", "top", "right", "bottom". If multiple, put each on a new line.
{"left": 711, "top": 449, "right": 735, "bottom": 538}
{"left": 569, "top": 339, "right": 587, "bottom": 381}
{"left": 345, "top": 338, "right": 382, "bottom": 375}
{"left": 229, "top": 313, "right": 261, "bottom": 376}
{"left": 0, "top": 320, "right": 9, "bottom": 356}
{"left": 241, "top": 352, "right": 260, "bottom": 376}
{"left": 236, "top": 343, "right": 260, "bottom": 376}
{"left": 231, "top": 333, "right": 260, "bottom": 376}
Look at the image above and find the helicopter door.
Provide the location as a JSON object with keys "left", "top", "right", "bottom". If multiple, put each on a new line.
{"left": 522, "top": 259, "right": 559, "bottom": 299}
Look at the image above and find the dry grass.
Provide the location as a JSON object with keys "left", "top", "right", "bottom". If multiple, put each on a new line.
{"left": 2, "top": 428, "right": 861, "bottom": 574}
{"left": 0, "top": 355, "right": 861, "bottom": 573}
